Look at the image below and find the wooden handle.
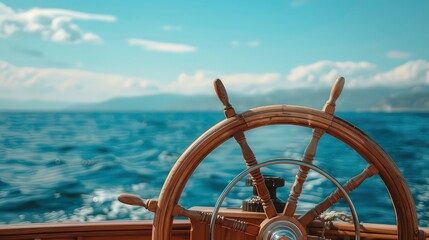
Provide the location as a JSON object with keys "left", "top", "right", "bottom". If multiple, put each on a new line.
{"left": 117, "top": 193, "right": 157, "bottom": 212}
{"left": 214, "top": 79, "right": 231, "bottom": 109}
{"left": 323, "top": 77, "right": 345, "bottom": 113}
{"left": 213, "top": 79, "right": 236, "bottom": 118}
{"left": 118, "top": 193, "right": 146, "bottom": 206}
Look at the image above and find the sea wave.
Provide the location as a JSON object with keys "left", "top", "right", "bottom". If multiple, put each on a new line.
{"left": 0, "top": 111, "right": 428, "bottom": 227}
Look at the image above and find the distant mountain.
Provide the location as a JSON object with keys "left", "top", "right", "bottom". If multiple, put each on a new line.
{"left": 68, "top": 86, "right": 429, "bottom": 112}
{"left": 0, "top": 98, "right": 73, "bottom": 111}
{"left": 2, "top": 86, "right": 429, "bottom": 112}
{"left": 69, "top": 93, "right": 219, "bottom": 111}
{"left": 377, "top": 91, "right": 429, "bottom": 111}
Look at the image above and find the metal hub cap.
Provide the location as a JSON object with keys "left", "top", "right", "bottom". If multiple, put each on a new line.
{"left": 261, "top": 220, "right": 303, "bottom": 240}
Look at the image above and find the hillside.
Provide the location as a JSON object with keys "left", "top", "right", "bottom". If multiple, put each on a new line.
{"left": 2, "top": 86, "right": 428, "bottom": 112}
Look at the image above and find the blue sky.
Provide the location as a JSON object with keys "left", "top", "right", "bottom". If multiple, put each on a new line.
{"left": 0, "top": 0, "right": 428, "bottom": 102}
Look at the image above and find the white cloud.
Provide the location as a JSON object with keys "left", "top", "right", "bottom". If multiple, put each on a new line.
{"left": 165, "top": 70, "right": 280, "bottom": 94}
{"left": 0, "top": 60, "right": 157, "bottom": 102}
{"left": 0, "top": 2, "right": 14, "bottom": 15}
{"left": 128, "top": 38, "right": 196, "bottom": 53}
{"left": 231, "top": 40, "right": 260, "bottom": 48}
{"left": 387, "top": 51, "right": 412, "bottom": 59}
{"left": 1, "top": 59, "right": 428, "bottom": 103}
{"left": 286, "top": 60, "right": 429, "bottom": 88}
{"left": 287, "top": 61, "right": 377, "bottom": 88}
{"left": 162, "top": 25, "right": 183, "bottom": 31}
{"left": 0, "top": 60, "right": 280, "bottom": 102}
{"left": 231, "top": 40, "right": 240, "bottom": 47}
{"left": 247, "top": 40, "right": 260, "bottom": 47}
{"left": 372, "top": 60, "right": 429, "bottom": 86}
{"left": 0, "top": 2, "right": 115, "bottom": 44}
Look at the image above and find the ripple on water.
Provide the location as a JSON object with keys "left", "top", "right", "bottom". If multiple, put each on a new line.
{"left": 0, "top": 112, "right": 428, "bottom": 226}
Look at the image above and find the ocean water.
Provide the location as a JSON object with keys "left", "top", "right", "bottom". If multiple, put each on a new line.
{"left": 0, "top": 111, "right": 428, "bottom": 227}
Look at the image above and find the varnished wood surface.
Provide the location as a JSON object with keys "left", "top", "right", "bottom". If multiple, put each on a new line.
{"left": 0, "top": 220, "right": 190, "bottom": 240}
{"left": 192, "top": 207, "right": 429, "bottom": 239}
{"left": 1, "top": 217, "right": 428, "bottom": 240}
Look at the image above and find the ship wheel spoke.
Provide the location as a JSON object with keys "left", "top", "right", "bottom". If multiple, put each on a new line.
{"left": 117, "top": 193, "right": 260, "bottom": 236}
{"left": 214, "top": 79, "right": 277, "bottom": 219}
{"left": 283, "top": 77, "right": 345, "bottom": 217}
{"left": 298, "top": 164, "right": 379, "bottom": 226}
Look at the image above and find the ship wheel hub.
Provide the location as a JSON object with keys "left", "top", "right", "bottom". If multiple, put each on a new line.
{"left": 258, "top": 216, "right": 307, "bottom": 240}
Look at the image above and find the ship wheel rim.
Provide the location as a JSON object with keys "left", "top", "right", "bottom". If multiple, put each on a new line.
{"left": 210, "top": 159, "right": 360, "bottom": 240}
{"left": 152, "top": 105, "right": 419, "bottom": 240}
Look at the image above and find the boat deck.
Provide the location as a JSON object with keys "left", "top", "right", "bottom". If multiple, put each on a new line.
{"left": 1, "top": 219, "right": 428, "bottom": 240}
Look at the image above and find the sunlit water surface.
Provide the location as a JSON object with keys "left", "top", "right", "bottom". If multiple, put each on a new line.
{"left": 0, "top": 112, "right": 428, "bottom": 227}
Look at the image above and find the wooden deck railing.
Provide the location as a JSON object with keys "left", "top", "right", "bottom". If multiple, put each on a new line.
{"left": 0, "top": 215, "right": 427, "bottom": 240}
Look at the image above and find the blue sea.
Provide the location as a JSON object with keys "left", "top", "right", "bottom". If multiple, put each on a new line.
{"left": 0, "top": 111, "right": 428, "bottom": 227}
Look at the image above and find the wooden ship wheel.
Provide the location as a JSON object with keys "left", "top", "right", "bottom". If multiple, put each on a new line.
{"left": 118, "top": 77, "right": 426, "bottom": 240}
